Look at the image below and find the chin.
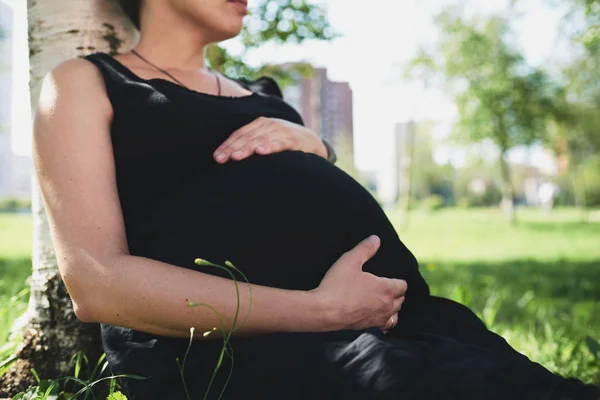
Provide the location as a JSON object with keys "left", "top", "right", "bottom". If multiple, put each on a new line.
{"left": 213, "top": 21, "right": 244, "bottom": 42}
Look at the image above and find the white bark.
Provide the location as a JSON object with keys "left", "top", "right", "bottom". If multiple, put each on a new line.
{"left": 1, "top": 1, "right": 137, "bottom": 395}
{"left": 27, "top": 0, "right": 138, "bottom": 328}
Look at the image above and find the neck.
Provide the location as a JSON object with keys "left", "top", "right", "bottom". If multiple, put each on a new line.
{"left": 132, "top": 39, "right": 208, "bottom": 73}
{"left": 134, "top": 4, "right": 212, "bottom": 72}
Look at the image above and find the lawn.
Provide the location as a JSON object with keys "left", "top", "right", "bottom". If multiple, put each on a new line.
{"left": 392, "top": 207, "right": 600, "bottom": 262}
{"left": 389, "top": 207, "right": 600, "bottom": 384}
{"left": 0, "top": 213, "right": 32, "bottom": 361}
{"left": 0, "top": 208, "right": 599, "bottom": 386}
{"left": 0, "top": 212, "right": 32, "bottom": 260}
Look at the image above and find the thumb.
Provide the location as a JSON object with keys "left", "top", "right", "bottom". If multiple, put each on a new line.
{"left": 347, "top": 235, "right": 380, "bottom": 268}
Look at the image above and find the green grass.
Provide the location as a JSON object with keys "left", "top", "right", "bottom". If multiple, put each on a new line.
{"left": 1, "top": 209, "right": 599, "bottom": 388}
{"left": 391, "top": 207, "right": 600, "bottom": 262}
{"left": 389, "top": 207, "right": 600, "bottom": 384}
{"left": 0, "top": 213, "right": 32, "bottom": 260}
{"left": 0, "top": 213, "right": 32, "bottom": 363}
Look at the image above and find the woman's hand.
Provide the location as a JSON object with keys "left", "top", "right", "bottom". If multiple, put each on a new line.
{"left": 311, "top": 235, "right": 407, "bottom": 332}
{"left": 213, "top": 116, "right": 328, "bottom": 163}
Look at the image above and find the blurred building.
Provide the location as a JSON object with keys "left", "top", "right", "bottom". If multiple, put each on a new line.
{"left": 279, "top": 64, "right": 354, "bottom": 163}
{"left": 0, "top": 0, "right": 31, "bottom": 199}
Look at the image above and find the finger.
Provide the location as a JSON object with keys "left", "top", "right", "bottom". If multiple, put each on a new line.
{"left": 214, "top": 118, "right": 269, "bottom": 162}
{"left": 383, "top": 319, "right": 392, "bottom": 331}
{"left": 391, "top": 312, "right": 399, "bottom": 329}
{"left": 229, "top": 127, "right": 276, "bottom": 154}
{"left": 231, "top": 134, "right": 269, "bottom": 161}
{"left": 216, "top": 128, "right": 261, "bottom": 163}
{"left": 381, "top": 278, "right": 407, "bottom": 298}
{"left": 220, "top": 117, "right": 266, "bottom": 149}
{"left": 382, "top": 314, "right": 396, "bottom": 330}
{"left": 257, "top": 137, "right": 295, "bottom": 155}
{"left": 344, "top": 235, "right": 380, "bottom": 268}
{"left": 392, "top": 296, "right": 405, "bottom": 314}
{"left": 232, "top": 129, "right": 282, "bottom": 160}
{"left": 396, "top": 280, "right": 408, "bottom": 297}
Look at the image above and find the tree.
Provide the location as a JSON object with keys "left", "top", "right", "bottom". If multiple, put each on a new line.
{"left": 0, "top": 2, "right": 138, "bottom": 396}
{"left": 208, "top": 0, "right": 336, "bottom": 83}
{"left": 406, "top": 10, "right": 564, "bottom": 222}
{"left": 547, "top": 34, "right": 600, "bottom": 219}
{"left": 581, "top": 0, "right": 600, "bottom": 47}
{"left": 537, "top": 0, "right": 600, "bottom": 217}
{"left": 0, "top": 0, "right": 334, "bottom": 396}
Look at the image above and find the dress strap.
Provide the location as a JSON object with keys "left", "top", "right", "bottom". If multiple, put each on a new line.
{"left": 82, "top": 52, "right": 130, "bottom": 104}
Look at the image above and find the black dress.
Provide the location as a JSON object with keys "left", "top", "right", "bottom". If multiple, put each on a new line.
{"left": 83, "top": 52, "right": 598, "bottom": 400}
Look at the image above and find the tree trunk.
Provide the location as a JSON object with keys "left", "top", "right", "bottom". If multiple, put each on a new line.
{"left": 499, "top": 150, "right": 516, "bottom": 224}
{"left": 0, "top": 1, "right": 137, "bottom": 397}
{"left": 398, "top": 121, "right": 416, "bottom": 231}
{"left": 570, "top": 164, "right": 589, "bottom": 223}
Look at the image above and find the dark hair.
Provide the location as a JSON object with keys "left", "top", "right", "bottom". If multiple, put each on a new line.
{"left": 117, "top": 0, "right": 141, "bottom": 30}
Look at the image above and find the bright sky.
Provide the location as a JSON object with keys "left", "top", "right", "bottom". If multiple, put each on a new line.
{"left": 7, "top": 0, "right": 566, "bottom": 171}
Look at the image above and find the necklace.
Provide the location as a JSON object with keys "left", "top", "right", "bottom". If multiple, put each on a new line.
{"left": 130, "top": 49, "right": 222, "bottom": 96}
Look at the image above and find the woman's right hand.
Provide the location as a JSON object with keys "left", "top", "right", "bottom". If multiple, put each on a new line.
{"left": 311, "top": 235, "right": 407, "bottom": 332}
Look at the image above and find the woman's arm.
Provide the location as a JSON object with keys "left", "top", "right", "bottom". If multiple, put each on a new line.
{"left": 33, "top": 58, "right": 405, "bottom": 340}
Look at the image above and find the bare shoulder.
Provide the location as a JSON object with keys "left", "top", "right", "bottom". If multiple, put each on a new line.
{"left": 36, "top": 56, "right": 113, "bottom": 122}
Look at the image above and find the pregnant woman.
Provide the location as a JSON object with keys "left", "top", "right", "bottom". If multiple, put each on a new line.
{"left": 32, "top": 0, "right": 599, "bottom": 399}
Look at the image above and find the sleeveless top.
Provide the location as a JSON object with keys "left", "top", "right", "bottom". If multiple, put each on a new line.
{"left": 83, "top": 51, "right": 429, "bottom": 400}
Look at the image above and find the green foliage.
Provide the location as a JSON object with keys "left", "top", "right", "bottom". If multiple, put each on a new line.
{"left": 561, "top": 68, "right": 599, "bottom": 156}
{"left": 456, "top": 192, "right": 496, "bottom": 208}
{"left": 553, "top": 155, "right": 600, "bottom": 209}
{"left": 0, "top": 197, "right": 32, "bottom": 213}
{"left": 409, "top": 11, "right": 563, "bottom": 151}
{"left": 183, "top": 258, "right": 253, "bottom": 400}
{"left": 455, "top": 181, "right": 503, "bottom": 208}
{"left": 581, "top": 0, "right": 600, "bottom": 47}
{"left": 0, "top": 257, "right": 30, "bottom": 367}
{"left": 407, "top": 10, "right": 565, "bottom": 210}
{"left": 543, "top": 0, "right": 600, "bottom": 215}
{"left": 406, "top": 123, "right": 453, "bottom": 203}
{"left": 409, "top": 144, "right": 504, "bottom": 209}
{"left": 206, "top": 0, "right": 337, "bottom": 83}
{"left": 0, "top": 287, "right": 28, "bottom": 369}
{"left": 545, "top": 53, "right": 600, "bottom": 170}
{"left": 12, "top": 385, "right": 49, "bottom": 400}
{"left": 581, "top": 156, "right": 600, "bottom": 206}
{"left": 106, "top": 392, "right": 128, "bottom": 400}
{"left": 241, "top": 0, "right": 337, "bottom": 48}
{"left": 8, "top": 350, "right": 145, "bottom": 399}
{"left": 421, "top": 194, "right": 445, "bottom": 212}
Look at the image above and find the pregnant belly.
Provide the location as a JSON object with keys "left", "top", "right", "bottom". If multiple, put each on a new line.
{"left": 128, "top": 151, "right": 428, "bottom": 296}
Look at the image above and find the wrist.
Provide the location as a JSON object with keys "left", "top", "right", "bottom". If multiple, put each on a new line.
{"left": 315, "top": 139, "right": 329, "bottom": 159}
{"left": 304, "top": 289, "right": 341, "bottom": 332}
{"left": 321, "top": 140, "right": 337, "bottom": 163}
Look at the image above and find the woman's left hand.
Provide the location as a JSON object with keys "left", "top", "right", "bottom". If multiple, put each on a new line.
{"left": 213, "top": 116, "right": 328, "bottom": 164}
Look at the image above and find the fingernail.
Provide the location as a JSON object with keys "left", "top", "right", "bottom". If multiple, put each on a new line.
{"left": 215, "top": 153, "right": 226, "bottom": 162}
{"left": 367, "top": 235, "right": 379, "bottom": 244}
{"left": 257, "top": 146, "right": 266, "bottom": 153}
{"left": 232, "top": 151, "right": 243, "bottom": 158}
